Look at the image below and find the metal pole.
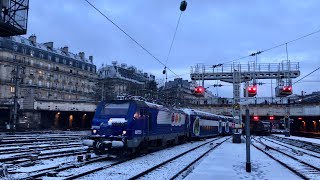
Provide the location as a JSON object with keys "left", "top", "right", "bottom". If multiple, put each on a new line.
{"left": 245, "top": 81, "right": 251, "bottom": 172}
{"left": 13, "top": 64, "right": 19, "bottom": 132}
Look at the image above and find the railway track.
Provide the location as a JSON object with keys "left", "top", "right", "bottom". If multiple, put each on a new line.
{"left": 25, "top": 154, "right": 114, "bottom": 179}
{"left": 261, "top": 137, "right": 320, "bottom": 159}
{"left": 0, "top": 142, "right": 82, "bottom": 155}
{"left": 129, "top": 137, "right": 229, "bottom": 180}
{"left": 0, "top": 146, "right": 87, "bottom": 164}
{"left": 61, "top": 137, "right": 227, "bottom": 180}
{"left": 269, "top": 135, "right": 320, "bottom": 154}
{"left": 252, "top": 137, "right": 320, "bottom": 180}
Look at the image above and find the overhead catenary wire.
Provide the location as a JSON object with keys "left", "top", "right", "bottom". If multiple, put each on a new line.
{"left": 293, "top": 66, "right": 320, "bottom": 85}
{"left": 84, "top": 0, "right": 178, "bottom": 76}
{"left": 164, "top": 27, "right": 320, "bottom": 80}
{"left": 213, "top": 27, "right": 320, "bottom": 67}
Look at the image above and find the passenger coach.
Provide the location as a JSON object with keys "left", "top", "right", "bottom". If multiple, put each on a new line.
{"left": 182, "top": 109, "right": 233, "bottom": 138}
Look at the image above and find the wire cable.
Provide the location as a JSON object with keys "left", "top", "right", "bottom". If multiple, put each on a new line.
{"left": 215, "top": 27, "right": 320, "bottom": 66}
{"left": 165, "top": 11, "right": 183, "bottom": 66}
{"left": 84, "top": 0, "right": 178, "bottom": 76}
{"left": 166, "top": 27, "right": 320, "bottom": 80}
{"left": 293, "top": 66, "right": 320, "bottom": 85}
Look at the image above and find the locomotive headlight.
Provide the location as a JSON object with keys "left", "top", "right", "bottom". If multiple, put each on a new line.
{"left": 92, "top": 129, "right": 97, "bottom": 134}
{"left": 122, "top": 130, "right": 126, "bottom": 135}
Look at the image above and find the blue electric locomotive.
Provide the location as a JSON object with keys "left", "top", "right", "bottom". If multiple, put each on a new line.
{"left": 84, "top": 98, "right": 234, "bottom": 155}
{"left": 84, "top": 99, "right": 189, "bottom": 154}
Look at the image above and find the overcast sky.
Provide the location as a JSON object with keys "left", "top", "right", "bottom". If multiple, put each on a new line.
{"left": 26, "top": 0, "right": 320, "bottom": 98}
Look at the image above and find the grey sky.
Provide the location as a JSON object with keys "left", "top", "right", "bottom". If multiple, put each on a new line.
{"left": 27, "top": 0, "right": 320, "bottom": 97}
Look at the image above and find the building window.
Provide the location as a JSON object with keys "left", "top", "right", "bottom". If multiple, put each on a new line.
{"left": 38, "top": 81, "right": 42, "bottom": 87}
{"left": 48, "top": 55, "right": 52, "bottom": 61}
{"left": 69, "top": 60, "right": 72, "bottom": 66}
{"left": 13, "top": 45, "right": 18, "bottom": 51}
{"left": 40, "top": 53, "right": 44, "bottom": 59}
{"left": 30, "top": 50, "right": 34, "bottom": 57}
{"left": 55, "top": 57, "right": 59, "bottom": 63}
{"left": 22, "top": 48, "right": 26, "bottom": 54}
{"left": 63, "top": 59, "right": 66, "bottom": 64}
{"left": 10, "top": 86, "right": 15, "bottom": 93}
{"left": 47, "top": 82, "right": 50, "bottom": 88}
{"left": 29, "top": 79, "right": 33, "bottom": 85}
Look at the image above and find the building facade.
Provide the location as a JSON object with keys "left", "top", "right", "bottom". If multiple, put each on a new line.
{"left": 97, "top": 61, "right": 157, "bottom": 101}
{"left": 0, "top": 35, "right": 97, "bottom": 130}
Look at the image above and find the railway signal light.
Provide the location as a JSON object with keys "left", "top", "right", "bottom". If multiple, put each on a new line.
{"left": 194, "top": 86, "right": 205, "bottom": 96}
{"left": 276, "top": 86, "right": 293, "bottom": 97}
{"left": 253, "top": 116, "right": 259, "bottom": 121}
{"left": 247, "top": 85, "right": 257, "bottom": 97}
{"left": 269, "top": 116, "right": 274, "bottom": 120}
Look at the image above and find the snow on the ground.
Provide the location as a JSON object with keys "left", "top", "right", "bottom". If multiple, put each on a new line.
{"left": 76, "top": 137, "right": 226, "bottom": 180}
{"left": 263, "top": 137, "right": 320, "bottom": 158}
{"left": 260, "top": 138, "right": 320, "bottom": 168}
{"left": 273, "top": 134, "right": 320, "bottom": 145}
{"left": 185, "top": 138, "right": 301, "bottom": 180}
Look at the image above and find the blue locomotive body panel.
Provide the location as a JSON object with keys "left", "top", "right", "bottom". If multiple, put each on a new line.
{"left": 90, "top": 100, "right": 188, "bottom": 150}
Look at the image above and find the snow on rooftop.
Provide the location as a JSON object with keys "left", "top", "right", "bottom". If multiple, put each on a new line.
{"left": 8, "top": 36, "right": 93, "bottom": 64}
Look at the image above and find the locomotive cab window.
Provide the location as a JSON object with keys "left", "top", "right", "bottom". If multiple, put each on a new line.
{"left": 100, "top": 103, "right": 130, "bottom": 117}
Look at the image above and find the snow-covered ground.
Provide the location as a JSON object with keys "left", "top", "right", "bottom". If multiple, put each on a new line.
{"left": 185, "top": 138, "right": 301, "bottom": 180}
{"left": 3, "top": 132, "right": 319, "bottom": 179}
{"left": 273, "top": 134, "right": 320, "bottom": 145}
{"left": 77, "top": 137, "right": 227, "bottom": 180}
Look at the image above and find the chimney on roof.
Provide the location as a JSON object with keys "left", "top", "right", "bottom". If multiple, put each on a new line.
{"left": 28, "top": 35, "right": 36, "bottom": 44}
{"left": 44, "top": 42, "right": 53, "bottom": 49}
{"left": 62, "top": 46, "right": 68, "bottom": 54}
{"left": 79, "top": 52, "right": 85, "bottom": 60}
{"left": 89, "top": 56, "right": 93, "bottom": 63}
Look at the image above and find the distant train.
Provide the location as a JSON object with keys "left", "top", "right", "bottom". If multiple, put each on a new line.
{"left": 249, "top": 120, "right": 271, "bottom": 135}
{"left": 83, "top": 98, "right": 234, "bottom": 155}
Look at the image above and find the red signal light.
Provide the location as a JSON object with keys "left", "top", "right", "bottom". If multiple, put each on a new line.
{"left": 253, "top": 116, "right": 259, "bottom": 121}
{"left": 194, "top": 86, "right": 205, "bottom": 96}
{"left": 269, "top": 116, "right": 274, "bottom": 120}
{"left": 247, "top": 85, "right": 257, "bottom": 97}
{"left": 298, "top": 117, "right": 303, "bottom": 120}
{"left": 282, "top": 86, "right": 292, "bottom": 92}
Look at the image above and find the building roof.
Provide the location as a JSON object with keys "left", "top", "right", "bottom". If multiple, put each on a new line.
{"left": 7, "top": 36, "right": 93, "bottom": 64}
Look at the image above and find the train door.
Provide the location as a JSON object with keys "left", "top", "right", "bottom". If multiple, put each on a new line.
{"left": 218, "top": 121, "right": 222, "bottom": 133}
{"left": 142, "top": 108, "right": 153, "bottom": 136}
{"left": 226, "top": 121, "right": 229, "bottom": 133}
{"left": 148, "top": 111, "right": 153, "bottom": 135}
